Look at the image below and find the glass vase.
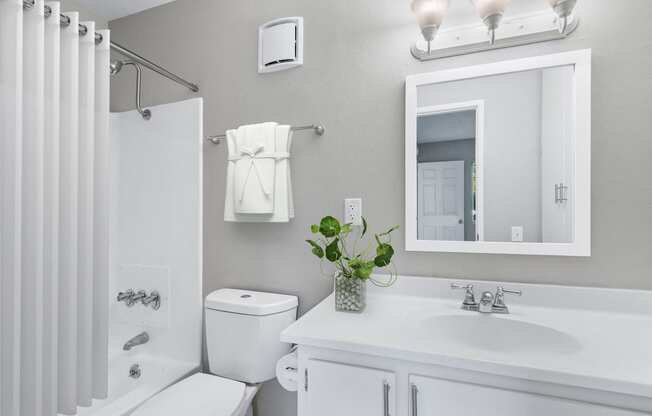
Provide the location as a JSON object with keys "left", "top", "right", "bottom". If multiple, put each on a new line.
{"left": 334, "top": 274, "right": 366, "bottom": 312}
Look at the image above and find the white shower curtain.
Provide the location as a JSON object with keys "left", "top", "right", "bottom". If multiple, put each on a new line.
{"left": 0, "top": 1, "right": 110, "bottom": 415}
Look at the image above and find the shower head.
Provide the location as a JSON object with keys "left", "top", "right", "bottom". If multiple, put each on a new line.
{"left": 109, "top": 59, "right": 124, "bottom": 76}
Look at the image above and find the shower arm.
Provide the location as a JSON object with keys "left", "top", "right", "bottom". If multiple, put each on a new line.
{"left": 121, "top": 61, "right": 151, "bottom": 120}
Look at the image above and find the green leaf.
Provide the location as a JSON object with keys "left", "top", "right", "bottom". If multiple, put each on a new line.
{"left": 319, "top": 216, "right": 341, "bottom": 238}
{"left": 374, "top": 243, "right": 395, "bottom": 267}
{"left": 305, "top": 240, "right": 324, "bottom": 259}
{"left": 361, "top": 217, "right": 368, "bottom": 237}
{"left": 349, "top": 259, "right": 374, "bottom": 280}
{"left": 325, "top": 238, "right": 342, "bottom": 262}
{"left": 376, "top": 243, "right": 394, "bottom": 258}
{"left": 310, "top": 224, "right": 319, "bottom": 234}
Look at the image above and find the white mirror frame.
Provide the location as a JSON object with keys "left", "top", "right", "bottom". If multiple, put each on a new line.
{"left": 405, "top": 49, "right": 591, "bottom": 256}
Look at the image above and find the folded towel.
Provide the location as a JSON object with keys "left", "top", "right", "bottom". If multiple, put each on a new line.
{"left": 224, "top": 123, "right": 294, "bottom": 222}
{"left": 232, "top": 122, "right": 277, "bottom": 214}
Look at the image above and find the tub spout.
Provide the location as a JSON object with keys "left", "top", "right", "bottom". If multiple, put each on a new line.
{"left": 123, "top": 332, "right": 149, "bottom": 351}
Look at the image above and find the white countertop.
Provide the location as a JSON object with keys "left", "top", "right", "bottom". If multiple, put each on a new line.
{"left": 281, "top": 275, "right": 652, "bottom": 398}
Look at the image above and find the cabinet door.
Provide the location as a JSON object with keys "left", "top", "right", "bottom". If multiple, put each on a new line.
{"left": 409, "top": 375, "right": 648, "bottom": 416}
{"left": 305, "top": 359, "right": 396, "bottom": 416}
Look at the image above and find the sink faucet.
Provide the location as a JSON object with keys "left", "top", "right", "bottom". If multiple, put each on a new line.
{"left": 478, "top": 291, "right": 494, "bottom": 313}
{"left": 451, "top": 284, "right": 522, "bottom": 314}
{"left": 123, "top": 332, "right": 149, "bottom": 351}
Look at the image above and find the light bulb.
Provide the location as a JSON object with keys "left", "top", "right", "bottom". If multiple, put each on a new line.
{"left": 411, "top": 0, "right": 450, "bottom": 52}
{"left": 470, "top": 0, "right": 512, "bottom": 44}
{"left": 547, "top": 0, "right": 578, "bottom": 33}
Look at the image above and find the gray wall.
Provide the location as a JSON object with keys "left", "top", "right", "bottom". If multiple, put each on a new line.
{"left": 59, "top": 0, "right": 108, "bottom": 29}
{"left": 417, "top": 139, "right": 476, "bottom": 241}
{"left": 108, "top": 1, "right": 652, "bottom": 415}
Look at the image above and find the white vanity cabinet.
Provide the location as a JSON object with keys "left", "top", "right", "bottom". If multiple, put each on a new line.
{"left": 409, "top": 375, "right": 647, "bottom": 416}
{"left": 298, "top": 349, "right": 650, "bottom": 416}
{"left": 303, "top": 360, "right": 395, "bottom": 416}
{"left": 284, "top": 278, "right": 652, "bottom": 416}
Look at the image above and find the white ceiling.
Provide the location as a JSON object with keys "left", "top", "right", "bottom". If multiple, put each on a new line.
{"left": 72, "top": 0, "right": 177, "bottom": 22}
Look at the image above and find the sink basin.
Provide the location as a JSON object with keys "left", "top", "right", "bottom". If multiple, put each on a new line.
{"left": 423, "top": 314, "right": 582, "bottom": 355}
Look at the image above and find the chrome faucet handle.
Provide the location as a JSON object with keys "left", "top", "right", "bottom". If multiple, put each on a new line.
{"left": 492, "top": 286, "right": 522, "bottom": 312}
{"left": 451, "top": 283, "right": 477, "bottom": 310}
{"left": 117, "top": 289, "right": 134, "bottom": 303}
{"left": 128, "top": 290, "right": 147, "bottom": 307}
{"left": 141, "top": 291, "right": 161, "bottom": 310}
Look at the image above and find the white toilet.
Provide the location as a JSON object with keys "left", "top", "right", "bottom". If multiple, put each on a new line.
{"left": 132, "top": 288, "right": 298, "bottom": 416}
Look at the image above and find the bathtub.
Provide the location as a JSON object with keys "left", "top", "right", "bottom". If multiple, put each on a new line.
{"left": 70, "top": 351, "right": 198, "bottom": 416}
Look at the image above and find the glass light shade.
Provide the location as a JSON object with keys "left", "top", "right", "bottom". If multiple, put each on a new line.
{"left": 547, "top": 0, "right": 577, "bottom": 17}
{"left": 471, "top": 0, "right": 511, "bottom": 22}
{"left": 411, "top": 0, "right": 450, "bottom": 42}
{"left": 547, "top": 0, "right": 577, "bottom": 33}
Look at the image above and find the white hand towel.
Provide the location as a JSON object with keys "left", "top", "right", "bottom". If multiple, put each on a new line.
{"left": 224, "top": 124, "right": 294, "bottom": 222}
{"left": 233, "top": 122, "right": 277, "bottom": 214}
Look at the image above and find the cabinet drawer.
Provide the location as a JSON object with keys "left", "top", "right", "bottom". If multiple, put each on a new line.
{"left": 409, "top": 375, "right": 648, "bottom": 416}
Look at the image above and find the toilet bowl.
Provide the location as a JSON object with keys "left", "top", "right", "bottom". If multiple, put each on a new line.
{"left": 131, "top": 289, "right": 298, "bottom": 416}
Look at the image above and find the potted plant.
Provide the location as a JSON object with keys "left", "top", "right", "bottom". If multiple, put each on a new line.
{"left": 306, "top": 216, "right": 398, "bottom": 312}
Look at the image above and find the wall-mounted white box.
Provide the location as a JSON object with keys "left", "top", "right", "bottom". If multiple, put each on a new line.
{"left": 258, "top": 17, "right": 303, "bottom": 74}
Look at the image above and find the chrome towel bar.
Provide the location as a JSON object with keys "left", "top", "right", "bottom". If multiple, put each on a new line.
{"left": 206, "top": 124, "right": 325, "bottom": 145}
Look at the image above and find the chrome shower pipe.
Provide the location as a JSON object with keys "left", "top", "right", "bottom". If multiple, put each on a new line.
{"left": 110, "top": 42, "right": 200, "bottom": 93}
{"left": 112, "top": 60, "right": 152, "bottom": 120}
{"left": 22, "top": 0, "right": 200, "bottom": 93}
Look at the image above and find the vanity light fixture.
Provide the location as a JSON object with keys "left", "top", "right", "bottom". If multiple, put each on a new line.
{"left": 411, "top": 0, "right": 450, "bottom": 53}
{"left": 470, "top": 0, "right": 512, "bottom": 45}
{"left": 547, "top": 0, "right": 577, "bottom": 34}
{"left": 410, "top": 0, "right": 580, "bottom": 61}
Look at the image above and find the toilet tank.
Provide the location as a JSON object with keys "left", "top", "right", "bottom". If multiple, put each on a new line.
{"left": 205, "top": 289, "right": 298, "bottom": 384}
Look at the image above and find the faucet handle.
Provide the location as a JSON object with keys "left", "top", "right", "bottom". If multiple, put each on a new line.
{"left": 493, "top": 286, "right": 522, "bottom": 310}
{"left": 496, "top": 286, "right": 522, "bottom": 296}
{"left": 450, "top": 283, "right": 477, "bottom": 307}
{"left": 141, "top": 291, "right": 161, "bottom": 310}
{"left": 117, "top": 289, "right": 134, "bottom": 303}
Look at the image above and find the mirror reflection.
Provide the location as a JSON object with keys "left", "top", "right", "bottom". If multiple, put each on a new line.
{"left": 415, "top": 66, "right": 574, "bottom": 243}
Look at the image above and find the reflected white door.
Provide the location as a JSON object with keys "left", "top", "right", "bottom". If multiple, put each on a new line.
{"left": 417, "top": 161, "right": 465, "bottom": 241}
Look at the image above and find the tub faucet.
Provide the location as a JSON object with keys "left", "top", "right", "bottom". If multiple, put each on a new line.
{"left": 123, "top": 332, "right": 149, "bottom": 351}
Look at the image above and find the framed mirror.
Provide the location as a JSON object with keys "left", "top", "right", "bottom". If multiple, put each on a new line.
{"left": 405, "top": 50, "right": 591, "bottom": 256}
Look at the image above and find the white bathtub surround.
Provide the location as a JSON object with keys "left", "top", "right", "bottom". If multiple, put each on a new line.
{"left": 282, "top": 275, "right": 652, "bottom": 415}
{"left": 0, "top": 2, "right": 110, "bottom": 415}
{"left": 101, "top": 98, "right": 203, "bottom": 416}
{"left": 224, "top": 123, "right": 295, "bottom": 222}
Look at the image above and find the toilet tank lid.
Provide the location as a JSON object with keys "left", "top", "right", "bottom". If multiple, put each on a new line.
{"left": 205, "top": 289, "right": 298, "bottom": 316}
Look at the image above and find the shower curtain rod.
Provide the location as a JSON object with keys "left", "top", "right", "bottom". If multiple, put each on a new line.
{"left": 22, "top": 0, "right": 200, "bottom": 93}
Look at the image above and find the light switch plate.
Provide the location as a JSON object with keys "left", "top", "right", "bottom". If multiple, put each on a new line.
{"left": 344, "top": 198, "right": 362, "bottom": 226}
{"left": 511, "top": 226, "right": 524, "bottom": 242}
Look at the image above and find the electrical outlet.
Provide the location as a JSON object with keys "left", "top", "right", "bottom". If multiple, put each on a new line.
{"left": 511, "top": 226, "right": 524, "bottom": 242}
{"left": 344, "top": 198, "right": 362, "bottom": 226}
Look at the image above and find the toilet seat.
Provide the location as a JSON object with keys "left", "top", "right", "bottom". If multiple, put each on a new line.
{"left": 132, "top": 373, "right": 245, "bottom": 416}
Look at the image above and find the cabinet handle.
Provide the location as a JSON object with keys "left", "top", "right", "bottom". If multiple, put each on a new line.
{"left": 383, "top": 381, "right": 391, "bottom": 416}
{"left": 410, "top": 383, "right": 418, "bottom": 416}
